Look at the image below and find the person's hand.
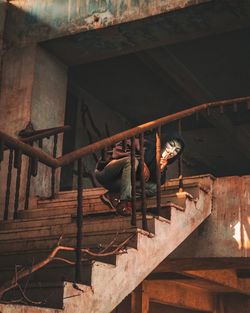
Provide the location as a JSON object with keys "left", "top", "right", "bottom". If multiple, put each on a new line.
{"left": 143, "top": 162, "right": 150, "bottom": 182}
{"left": 160, "top": 157, "right": 168, "bottom": 172}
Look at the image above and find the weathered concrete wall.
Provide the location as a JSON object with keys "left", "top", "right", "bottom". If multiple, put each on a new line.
{"left": 31, "top": 46, "right": 67, "bottom": 196}
{"left": 61, "top": 80, "right": 131, "bottom": 190}
{"left": 0, "top": 0, "right": 7, "bottom": 64}
{"left": 0, "top": 45, "right": 36, "bottom": 134}
{"left": 0, "top": 45, "right": 36, "bottom": 218}
{"left": 5, "top": 0, "right": 209, "bottom": 47}
{"left": 0, "top": 45, "right": 67, "bottom": 217}
{"left": 170, "top": 175, "right": 250, "bottom": 258}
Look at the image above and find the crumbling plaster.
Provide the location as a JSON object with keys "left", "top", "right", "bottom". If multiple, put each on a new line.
{"left": 5, "top": 0, "right": 210, "bottom": 47}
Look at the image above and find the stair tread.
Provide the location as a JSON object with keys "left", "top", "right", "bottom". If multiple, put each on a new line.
{"left": 0, "top": 214, "right": 155, "bottom": 236}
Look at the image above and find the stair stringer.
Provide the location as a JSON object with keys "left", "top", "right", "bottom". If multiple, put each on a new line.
{"left": 63, "top": 190, "right": 212, "bottom": 313}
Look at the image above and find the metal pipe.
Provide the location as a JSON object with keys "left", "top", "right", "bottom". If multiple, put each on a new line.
{"left": 130, "top": 136, "right": 137, "bottom": 227}
{"left": 75, "top": 158, "right": 83, "bottom": 283}
{"left": 139, "top": 133, "right": 148, "bottom": 231}
{"left": 155, "top": 127, "right": 162, "bottom": 216}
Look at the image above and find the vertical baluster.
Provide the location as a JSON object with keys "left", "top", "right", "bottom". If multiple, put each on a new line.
{"left": 24, "top": 143, "right": 34, "bottom": 211}
{"left": 51, "top": 134, "right": 58, "bottom": 199}
{"left": 178, "top": 120, "right": 184, "bottom": 193}
{"left": 13, "top": 149, "right": 22, "bottom": 219}
{"left": 130, "top": 136, "right": 137, "bottom": 226}
{"left": 0, "top": 139, "right": 4, "bottom": 216}
{"left": 247, "top": 101, "right": 250, "bottom": 110}
{"left": 139, "top": 133, "right": 148, "bottom": 231}
{"left": 24, "top": 157, "right": 32, "bottom": 210}
{"left": 155, "top": 127, "right": 161, "bottom": 216}
{"left": 4, "top": 149, "right": 13, "bottom": 220}
{"left": 38, "top": 139, "right": 43, "bottom": 149}
{"left": 75, "top": 158, "right": 83, "bottom": 283}
{"left": 0, "top": 138, "right": 4, "bottom": 162}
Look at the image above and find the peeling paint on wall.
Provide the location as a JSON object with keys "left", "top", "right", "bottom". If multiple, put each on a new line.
{"left": 5, "top": 0, "right": 211, "bottom": 46}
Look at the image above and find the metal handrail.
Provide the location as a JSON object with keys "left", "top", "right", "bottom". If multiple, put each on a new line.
{"left": 20, "top": 125, "right": 71, "bottom": 143}
{"left": 1, "top": 95, "right": 250, "bottom": 169}
{"left": 1, "top": 95, "right": 249, "bottom": 283}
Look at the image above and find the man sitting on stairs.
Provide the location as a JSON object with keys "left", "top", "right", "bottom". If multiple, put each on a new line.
{"left": 94, "top": 130, "right": 185, "bottom": 216}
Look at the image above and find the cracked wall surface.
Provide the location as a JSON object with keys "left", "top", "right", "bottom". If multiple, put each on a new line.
{"left": 5, "top": 0, "right": 210, "bottom": 46}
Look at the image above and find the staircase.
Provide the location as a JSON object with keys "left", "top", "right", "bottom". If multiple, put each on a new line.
{"left": 0, "top": 175, "right": 213, "bottom": 313}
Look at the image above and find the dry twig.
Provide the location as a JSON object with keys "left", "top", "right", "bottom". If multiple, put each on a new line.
{"left": 0, "top": 233, "right": 135, "bottom": 301}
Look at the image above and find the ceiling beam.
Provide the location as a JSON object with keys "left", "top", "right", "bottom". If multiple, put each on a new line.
{"left": 44, "top": 0, "right": 250, "bottom": 65}
{"left": 143, "top": 280, "right": 215, "bottom": 312}
{"left": 181, "top": 269, "right": 250, "bottom": 296}
{"left": 154, "top": 258, "right": 250, "bottom": 273}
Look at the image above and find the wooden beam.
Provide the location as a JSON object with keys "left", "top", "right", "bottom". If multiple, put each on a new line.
{"left": 131, "top": 284, "right": 149, "bottom": 313}
{"left": 143, "top": 280, "right": 215, "bottom": 312}
{"left": 154, "top": 258, "right": 250, "bottom": 273}
{"left": 181, "top": 269, "right": 250, "bottom": 296}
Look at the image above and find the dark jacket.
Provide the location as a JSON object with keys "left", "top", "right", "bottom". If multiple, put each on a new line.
{"left": 96, "top": 132, "right": 184, "bottom": 185}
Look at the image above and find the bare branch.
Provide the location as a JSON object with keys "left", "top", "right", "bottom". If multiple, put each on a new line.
{"left": 0, "top": 233, "right": 135, "bottom": 301}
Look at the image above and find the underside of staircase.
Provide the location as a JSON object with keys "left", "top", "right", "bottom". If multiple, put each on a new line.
{"left": 0, "top": 175, "right": 213, "bottom": 313}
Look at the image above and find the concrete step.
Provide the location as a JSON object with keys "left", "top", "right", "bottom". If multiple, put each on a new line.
{"left": 0, "top": 214, "right": 72, "bottom": 231}
{"left": 37, "top": 182, "right": 199, "bottom": 208}
{"left": 16, "top": 193, "right": 187, "bottom": 220}
{"left": 0, "top": 259, "right": 93, "bottom": 286}
{"left": 0, "top": 247, "right": 117, "bottom": 269}
{"left": 2, "top": 282, "right": 65, "bottom": 309}
{"left": 0, "top": 214, "right": 156, "bottom": 241}
{"left": 0, "top": 227, "right": 142, "bottom": 253}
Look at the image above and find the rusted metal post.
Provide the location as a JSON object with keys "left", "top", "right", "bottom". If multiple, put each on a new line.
{"left": 38, "top": 139, "right": 43, "bottom": 149}
{"left": 31, "top": 157, "right": 38, "bottom": 177}
{"left": 178, "top": 120, "right": 184, "bottom": 193}
{"left": 0, "top": 138, "right": 4, "bottom": 162}
{"left": 139, "top": 133, "right": 148, "bottom": 231}
{"left": 131, "top": 136, "right": 137, "bottom": 226}
{"left": 13, "top": 150, "right": 22, "bottom": 219}
{"left": 4, "top": 149, "right": 13, "bottom": 220}
{"left": 155, "top": 127, "right": 161, "bottom": 216}
{"left": 24, "top": 157, "right": 32, "bottom": 210}
{"left": 51, "top": 134, "right": 58, "bottom": 199}
{"left": 75, "top": 158, "right": 83, "bottom": 283}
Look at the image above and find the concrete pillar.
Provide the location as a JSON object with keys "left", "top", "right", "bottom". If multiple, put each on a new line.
{"left": 0, "top": 44, "right": 67, "bottom": 218}
{"left": 30, "top": 46, "right": 67, "bottom": 197}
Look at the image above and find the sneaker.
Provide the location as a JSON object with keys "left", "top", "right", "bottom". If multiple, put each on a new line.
{"left": 116, "top": 200, "right": 132, "bottom": 216}
{"left": 100, "top": 192, "right": 120, "bottom": 210}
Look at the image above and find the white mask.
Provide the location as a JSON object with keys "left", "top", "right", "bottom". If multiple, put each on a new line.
{"left": 162, "top": 139, "right": 182, "bottom": 160}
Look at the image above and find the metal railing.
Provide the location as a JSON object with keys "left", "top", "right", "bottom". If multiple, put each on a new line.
{"left": 0, "top": 95, "right": 249, "bottom": 282}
